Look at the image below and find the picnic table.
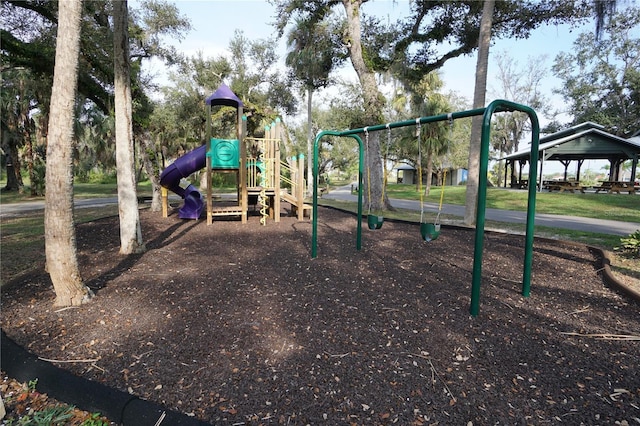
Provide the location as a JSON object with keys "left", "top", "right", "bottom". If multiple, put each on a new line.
{"left": 510, "top": 179, "right": 529, "bottom": 189}
{"left": 595, "top": 181, "right": 637, "bottom": 194}
{"left": 543, "top": 180, "right": 586, "bottom": 193}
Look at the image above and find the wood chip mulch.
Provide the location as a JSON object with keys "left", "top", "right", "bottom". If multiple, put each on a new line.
{"left": 1, "top": 207, "right": 639, "bottom": 425}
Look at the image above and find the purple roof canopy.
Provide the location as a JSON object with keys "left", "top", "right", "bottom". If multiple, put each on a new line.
{"left": 205, "top": 83, "right": 243, "bottom": 107}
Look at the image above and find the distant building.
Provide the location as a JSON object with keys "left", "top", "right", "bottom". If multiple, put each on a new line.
{"left": 395, "top": 164, "right": 467, "bottom": 186}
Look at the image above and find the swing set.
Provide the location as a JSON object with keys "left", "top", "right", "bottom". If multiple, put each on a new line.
{"left": 311, "top": 100, "right": 541, "bottom": 317}
{"left": 363, "top": 119, "right": 447, "bottom": 239}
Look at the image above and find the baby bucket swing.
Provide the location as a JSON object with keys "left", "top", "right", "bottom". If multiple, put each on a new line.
{"left": 417, "top": 119, "right": 445, "bottom": 242}
{"left": 364, "top": 127, "right": 385, "bottom": 230}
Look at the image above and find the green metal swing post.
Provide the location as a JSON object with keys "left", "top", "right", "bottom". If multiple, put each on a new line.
{"left": 312, "top": 132, "right": 364, "bottom": 258}
{"left": 470, "top": 100, "right": 540, "bottom": 316}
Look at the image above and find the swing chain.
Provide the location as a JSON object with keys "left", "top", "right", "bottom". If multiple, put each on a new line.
{"left": 435, "top": 114, "right": 452, "bottom": 228}
{"left": 386, "top": 123, "right": 391, "bottom": 149}
{"left": 364, "top": 127, "right": 372, "bottom": 214}
{"left": 383, "top": 124, "right": 391, "bottom": 205}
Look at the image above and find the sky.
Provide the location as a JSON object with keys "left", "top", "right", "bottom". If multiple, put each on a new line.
{"left": 139, "top": 0, "right": 605, "bottom": 174}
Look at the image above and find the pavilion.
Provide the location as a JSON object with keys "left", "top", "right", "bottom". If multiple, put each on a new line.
{"left": 503, "top": 122, "right": 640, "bottom": 191}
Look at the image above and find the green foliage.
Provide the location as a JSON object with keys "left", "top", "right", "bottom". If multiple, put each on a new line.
{"left": 30, "top": 157, "right": 46, "bottom": 196}
{"left": 8, "top": 405, "right": 74, "bottom": 426}
{"left": 3, "top": 400, "right": 109, "bottom": 426}
{"left": 384, "top": 72, "right": 458, "bottom": 183}
{"left": 286, "top": 86, "right": 365, "bottom": 178}
{"left": 2, "top": 0, "right": 192, "bottom": 191}
{"left": 30, "top": 406, "right": 75, "bottom": 425}
{"left": 576, "top": 168, "right": 599, "bottom": 187}
{"left": 382, "top": 184, "right": 640, "bottom": 224}
{"left": 273, "top": 1, "right": 589, "bottom": 82}
{"left": 616, "top": 230, "right": 640, "bottom": 258}
{"left": 79, "top": 412, "right": 111, "bottom": 426}
{"left": 285, "top": 15, "right": 345, "bottom": 91}
{"left": 153, "top": 29, "right": 297, "bottom": 167}
{"left": 81, "top": 170, "right": 118, "bottom": 185}
{"left": 210, "top": 172, "right": 237, "bottom": 189}
{"left": 129, "top": 0, "right": 192, "bottom": 64}
{"left": 552, "top": 7, "right": 640, "bottom": 136}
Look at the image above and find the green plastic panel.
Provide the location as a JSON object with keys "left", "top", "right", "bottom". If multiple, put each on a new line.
{"left": 207, "top": 138, "right": 239, "bottom": 169}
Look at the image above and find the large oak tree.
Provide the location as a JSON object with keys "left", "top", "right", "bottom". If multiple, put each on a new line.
{"left": 273, "top": 0, "right": 590, "bottom": 213}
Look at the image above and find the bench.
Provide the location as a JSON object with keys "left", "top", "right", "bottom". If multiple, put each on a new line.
{"left": 595, "top": 181, "right": 636, "bottom": 194}
{"left": 545, "top": 181, "right": 586, "bottom": 193}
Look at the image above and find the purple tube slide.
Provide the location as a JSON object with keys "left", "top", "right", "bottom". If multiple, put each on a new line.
{"left": 159, "top": 145, "right": 206, "bottom": 219}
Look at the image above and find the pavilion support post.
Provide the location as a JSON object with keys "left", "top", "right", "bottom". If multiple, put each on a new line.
{"left": 615, "top": 159, "right": 624, "bottom": 181}
{"left": 607, "top": 158, "right": 617, "bottom": 181}
{"left": 538, "top": 152, "right": 545, "bottom": 192}
{"left": 576, "top": 159, "right": 584, "bottom": 181}
{"left": 560, "top": 159, "right": 570, "bottom": 180}
{"left": 504, "top": 160, "right": 509, "bottom": 188}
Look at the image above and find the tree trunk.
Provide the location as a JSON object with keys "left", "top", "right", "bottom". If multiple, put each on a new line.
{"left": 3, "top": 144, "right": 23, "bottom": 193}
{"left": 139, "top": 133, "right": 162, "bottom": 212}
{"left": 114, "top": 0, "right": 146, "bottom": 254}
{"left": 464, "top": 0, "right": 495, "bottom": 226}
{"left": 425, "top": 146, "right": 434, "bottom": 196}
{"left": 25, "top": 118, "right": 36, "bottom": 196}
{"left": 341, "top": 0, "right": 391, "bottom": 211}
{"left": 306, "top": 87, "right": 313, "bottom": 198}
{"left": 44, "top": 0, "right": 93, "bottom": 307}
{"left": 17, "top": 78, "right": 38, "bottom": 196}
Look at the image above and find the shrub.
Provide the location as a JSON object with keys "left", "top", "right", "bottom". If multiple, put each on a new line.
{"left": 616, "top": 230, "right": 640, "bottom": 258}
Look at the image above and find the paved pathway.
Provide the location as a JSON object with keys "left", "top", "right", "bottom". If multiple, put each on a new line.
{"left": 320, "top": 184, "right": 640, "bottom": 237}
{"left": 2, "top": 188, "right": 638, "bottom": 236}
{"left": 0, "top": 197, "right": 124, "bottom": 217}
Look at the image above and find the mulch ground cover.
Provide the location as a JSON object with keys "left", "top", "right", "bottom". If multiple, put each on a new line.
{"left": 1, "top": 206, "right": 639, "bottom": 425}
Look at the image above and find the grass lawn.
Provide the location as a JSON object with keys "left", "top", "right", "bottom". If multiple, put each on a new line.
{"left": 2, "top": 180, "right": 637, "bottom": 223}
{"left": 384, "top": 184, "right": 640, "bottom": 223}
{"left": 0, "top": 205, "right": 122, "bottom": 286}
{"left": 1, "top": 180, "right": 638, "bottom": 278}
{"left": 316, "top": 198, "right": 626, "bottom": 251}
{"left": 0, "top": 181, "right": 154, "bottom": 204}
{"left": 316, "top": 197, "right": 640, "bottom": 285}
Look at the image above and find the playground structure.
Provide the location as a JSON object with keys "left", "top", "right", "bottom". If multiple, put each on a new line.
{"left": 311, "top": 100, "right": 541, "bottom": 316}
{"left": 159, "top": 84, "right": 310, "bottom": 224}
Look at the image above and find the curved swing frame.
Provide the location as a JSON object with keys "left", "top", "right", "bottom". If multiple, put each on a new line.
{"left": 311, "top": 100, "right": 541, "bottom": 317}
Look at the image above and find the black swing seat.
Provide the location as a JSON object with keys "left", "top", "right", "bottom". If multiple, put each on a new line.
{"left": 367, "top": 214, "right": 384, "bottom": 230}
{"left": 421, "top": 223, "right": 441, "bottom": 242}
